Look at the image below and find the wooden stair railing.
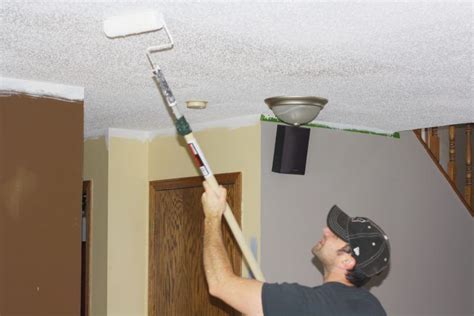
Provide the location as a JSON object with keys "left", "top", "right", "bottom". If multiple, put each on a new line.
{"left": 414, "top": 124, "right": 473, "bottom": 216}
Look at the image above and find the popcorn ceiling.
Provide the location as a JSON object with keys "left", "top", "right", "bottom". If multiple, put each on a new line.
{"left": 0, "top": 1, "right": 472, "bottom": 138}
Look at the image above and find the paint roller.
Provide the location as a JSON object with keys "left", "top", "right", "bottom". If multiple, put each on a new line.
{"left": 104, "top": 10, "right": 265, "bottom": 282}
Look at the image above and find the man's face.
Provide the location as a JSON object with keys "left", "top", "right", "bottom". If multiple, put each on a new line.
{"left": 312, "top": 227, "right": 350, "bottom": 265}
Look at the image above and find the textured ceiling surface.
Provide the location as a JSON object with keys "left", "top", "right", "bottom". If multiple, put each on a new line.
{"left": 1, "top": 1, "right": 472, "bottom": 137}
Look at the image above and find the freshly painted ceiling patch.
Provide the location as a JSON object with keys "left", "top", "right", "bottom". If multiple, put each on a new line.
{"left": 0, "top": 77, "right": 84, "bottom": 102}
{"left": 260, "top": 114, "right": 400, "bottom": 139}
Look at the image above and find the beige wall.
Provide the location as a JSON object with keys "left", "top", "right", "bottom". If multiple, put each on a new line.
{"left": 83, "top": 123, "right": 261, "bottom": 315}
{"left": 83, "top": 137, "right": 109, "bottom": 316}
{"left": 148, "top": 125, "right": 262, "bottom": 275}
{"left": 107, "top": 137, "right": 149, "bottom": 315}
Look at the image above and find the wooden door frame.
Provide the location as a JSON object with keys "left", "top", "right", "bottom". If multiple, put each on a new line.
{"left": 148, "top": 172, "right": 242, "bottom": 315}
{"left": 82, "top": 180, "right": 92, "bottom": 316}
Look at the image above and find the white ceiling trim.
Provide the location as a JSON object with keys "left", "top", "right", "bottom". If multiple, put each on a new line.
{"left": 90, "top": 114, "right": 260, "bottom": 144}
{"left": 148, "top": 113, "right": 260, "bottom": 138}
{"left": 0, "top": 77, "right": 84, "bottom": 102}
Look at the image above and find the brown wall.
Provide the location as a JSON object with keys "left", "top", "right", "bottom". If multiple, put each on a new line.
{"left": 0, "top": 95, "right": 83, "bottom": 315}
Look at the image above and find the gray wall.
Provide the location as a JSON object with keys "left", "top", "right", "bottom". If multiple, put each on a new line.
{"left": 261, "top": 122, "right": 473, "bottom": 316}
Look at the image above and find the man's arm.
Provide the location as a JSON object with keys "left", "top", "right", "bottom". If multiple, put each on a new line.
{"left": 201, "top": 181, "right": 264, "bottom": 316}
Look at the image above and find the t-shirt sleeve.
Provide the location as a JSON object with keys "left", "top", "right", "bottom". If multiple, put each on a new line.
{"left": 261, "top": 282, "right": 309, "bottom": 315}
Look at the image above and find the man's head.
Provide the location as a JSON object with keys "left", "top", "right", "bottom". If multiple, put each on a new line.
{"left": 312, "top": 227, "right": 357, "bottom": 272}
{"left": 312, "top": 205, "right": 390, "bottom": 287}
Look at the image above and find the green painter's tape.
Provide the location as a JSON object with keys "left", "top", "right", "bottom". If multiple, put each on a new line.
{"left": 176, "top": 116, "right": 192, "bottom": 136}
{"left": 260, "top": 114, "right": 400, "bottom": 139}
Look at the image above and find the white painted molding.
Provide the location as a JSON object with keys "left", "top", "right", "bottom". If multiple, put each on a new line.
{"left": 0, "top": 77, "right": 84, "bottom": 102}
{"left": 108, "top": 128, "right": 153, "bottom": 142}
{"left": 260, "top": 114, "right": 397, "bottom": 136}
{"left": 314, "top": 120, "right": 396, "bottom": 135}
{"left": 149, "top": 114, "right": 261, "bottom": 138}
{"left": 84, "top": 114, "right": 261, "bottom": 141}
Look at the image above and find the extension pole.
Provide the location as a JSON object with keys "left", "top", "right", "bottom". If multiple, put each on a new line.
{"left": 152, "top": 66, "right": 265, "bottom": 282}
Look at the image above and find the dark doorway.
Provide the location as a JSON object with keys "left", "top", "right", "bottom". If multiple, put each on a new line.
{"left": 81, "top": 181, "right": 92, "bottom": 316}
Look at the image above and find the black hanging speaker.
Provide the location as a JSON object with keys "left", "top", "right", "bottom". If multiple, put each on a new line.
{"left": 272, "top": 125, "right": 311, "bottom": 175}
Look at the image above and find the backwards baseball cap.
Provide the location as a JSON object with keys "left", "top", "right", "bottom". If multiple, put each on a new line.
{"left": 327, "top": 205, "right": 390, "bottom": 277}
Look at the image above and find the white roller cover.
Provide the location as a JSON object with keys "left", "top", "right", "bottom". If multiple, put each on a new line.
{"left": 103, "top": 10, "right": 164, "bottom": 38}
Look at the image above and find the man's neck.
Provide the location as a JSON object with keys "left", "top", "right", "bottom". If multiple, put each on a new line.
{"left": 323, "top": 270, "right": 354, "bottom": 287}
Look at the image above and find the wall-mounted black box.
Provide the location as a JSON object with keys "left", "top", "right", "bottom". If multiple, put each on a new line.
{"left": 272, "top": 125, "right": 310, "bottom": 175}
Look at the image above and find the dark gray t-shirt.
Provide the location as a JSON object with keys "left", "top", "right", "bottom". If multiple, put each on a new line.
{"left": 262, "top": 282, "right": 386, "bottom": 316}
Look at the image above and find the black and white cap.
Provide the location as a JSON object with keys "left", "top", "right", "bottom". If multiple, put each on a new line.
{"left": 327, "top": 205, "right": 390, "bottom": 277}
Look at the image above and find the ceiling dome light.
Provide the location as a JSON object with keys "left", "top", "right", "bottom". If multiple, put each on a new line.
{"left": 264, "top": 96, "right": 328, "bottom": 126}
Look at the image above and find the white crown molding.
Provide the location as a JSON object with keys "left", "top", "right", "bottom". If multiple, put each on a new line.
{"left": 0, "top": 77, "right": 84, "bottom": 102}
{"left": 84, "top": 114, "right": 261, "bottom": 142}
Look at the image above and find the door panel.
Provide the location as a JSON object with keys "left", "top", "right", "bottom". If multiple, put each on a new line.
{"left": 149, "top": 173, "right": 242, "bottom": 316}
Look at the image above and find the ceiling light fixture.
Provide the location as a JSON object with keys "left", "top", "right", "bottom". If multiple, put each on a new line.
{"left": 186, "top": 100, "right": 208, "bottom": 109}
{"left": 264, "top": 96, "right": 328, "bottom": 126}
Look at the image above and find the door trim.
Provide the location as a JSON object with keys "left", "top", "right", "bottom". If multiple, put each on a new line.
{"left": 148, "top": 172, "right": 242, "bottom": 315}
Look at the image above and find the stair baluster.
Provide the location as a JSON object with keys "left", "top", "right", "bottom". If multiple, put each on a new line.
{"left": 448, "top": 126, "right": 456, "bottom": 182}
{"left": 465, "top": 124, "right": 472, "bottom": 207}
{"left": 429, "top": 127, "right": 440, "bottom": 162}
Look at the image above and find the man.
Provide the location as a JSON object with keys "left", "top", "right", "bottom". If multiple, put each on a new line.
{"left": 201, "top": 181, "right": 390, "bottom": 316}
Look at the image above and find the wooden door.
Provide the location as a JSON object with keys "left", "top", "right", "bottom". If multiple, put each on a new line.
{"left": 149, "top": 173, "right": 242, "bottom": 316}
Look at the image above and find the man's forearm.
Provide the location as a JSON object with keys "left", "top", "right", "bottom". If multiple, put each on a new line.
{"left": 203, "top": 215, "right": 235, "bottom": 293}
{"left": 201, "top": 183, "right": 264, "bottom": 315}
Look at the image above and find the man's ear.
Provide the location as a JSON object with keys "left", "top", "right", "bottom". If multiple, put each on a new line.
{"left": 342, "top": 256, "right": 356, "bottom": 270}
